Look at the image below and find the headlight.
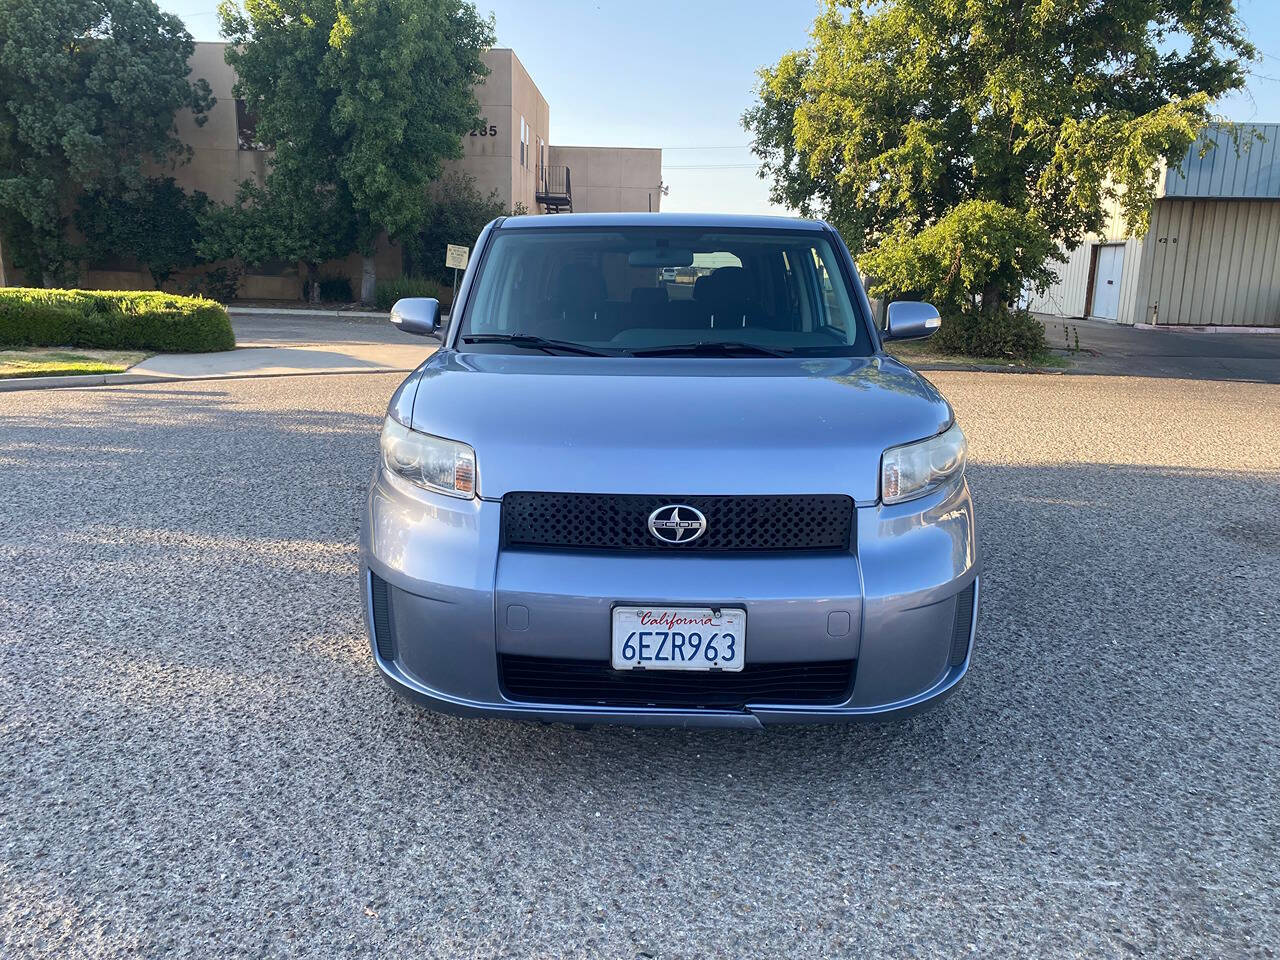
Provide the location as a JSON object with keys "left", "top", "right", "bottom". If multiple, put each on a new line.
{"left": 380, "top": 417, "right": 476, "bottom": 498}
{"left": 881, "top": 422, "right": 966, "bottom": 505}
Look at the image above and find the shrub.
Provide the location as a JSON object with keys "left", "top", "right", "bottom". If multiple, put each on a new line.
{"left": 304, "top": 273, "right": 354, "bottom": 303}
{"left": 402, "top": 172, "right": 504, "bottom": 285}
{"left": 75, "top": 178, "right": 210, "bottom": 288}
{"left": 930, "top": 307, "right": 1048, "bottom": 362}
{"left": 0, "top": 288, "right": 234, "bottom": 353}
{"left": 374, "top": 275, "right": 446, "bottom": 312}
{"left": 187, "top": 265, "right": 242, "bottom": 304}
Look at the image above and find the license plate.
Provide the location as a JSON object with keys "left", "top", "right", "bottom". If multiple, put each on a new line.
{"left": 611, "top": 606, "right": 745, "bottom": 672}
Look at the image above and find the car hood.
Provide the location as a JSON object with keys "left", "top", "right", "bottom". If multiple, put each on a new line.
{"left": 404, "top": 352, "right": 951, "bottom": 503}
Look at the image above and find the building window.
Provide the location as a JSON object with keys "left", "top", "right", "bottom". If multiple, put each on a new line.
{"left": 537, "top": 136, "right": 545, "bottom": 178}
{"left": 236, "top": 99, "right": 265, "bottom": 151}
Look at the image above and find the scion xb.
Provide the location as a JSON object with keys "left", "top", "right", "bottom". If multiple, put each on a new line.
{"left": 362, "top": 213, "right": 979, "bottom": 728}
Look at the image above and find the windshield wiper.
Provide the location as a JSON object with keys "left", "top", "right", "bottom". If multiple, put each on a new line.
{"left": 627, "top": 340, "right": 794, "bottom": 358}
{"left": 460, "top": 333, "right": 611, "bottom": 357}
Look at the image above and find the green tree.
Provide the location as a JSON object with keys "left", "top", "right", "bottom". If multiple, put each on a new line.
{"left": 745, "top": 0, "right": 1254, "bottom": 352}
{"left": 218, "top": 0, "right": 494, "bottom": 304}
{"left": 198, "top": 176, "right": 355, "bottom": 301}
{"left": 402, "top": 172, "right": 504, "bottom": 284}
{"left": 74, "top": 177, "right": 209, "bottom": 287}
{"left": 0, "top": 0, "right": 213, "bottom": 285}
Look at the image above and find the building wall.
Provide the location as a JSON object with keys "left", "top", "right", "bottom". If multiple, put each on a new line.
{"left": 548, "top": 146, "right": 663, "bottom": 213}
{"left": 1132, "top": 198, "right": 1280, "bottom": 327}
{"left": 159, "top": 42, "right": 266, "bottom": 206}
{"left": 444, "top": 48, "right": 550, "bottom": 214}
{"left": 509, "top": 51, "right": 550, "bottom": 213}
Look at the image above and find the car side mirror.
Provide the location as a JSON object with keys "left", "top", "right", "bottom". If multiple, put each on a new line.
{"left": 389, "top": 297, "right": 441, "bottom": 338}
{"left": 884, "top": 301, "right": 942, "bottom": 341}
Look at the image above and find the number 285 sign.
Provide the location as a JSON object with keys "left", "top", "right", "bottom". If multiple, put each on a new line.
{"left": 469, "top": 124, "right": 498, "bottom": 137}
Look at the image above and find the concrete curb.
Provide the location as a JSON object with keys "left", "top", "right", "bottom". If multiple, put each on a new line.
{"left": 0, "top": 366, "right": 418, "bottom": 393}
{"left": 909, "top": 362, "right": 1068, "bottom": 375}
{"left": 0, "top": 372, "right": 165, "bottom": 392}
{"left": 1133, "top": 322, "right": 1280, "bottom": 335}
{"left": 228, "top": 305, "right": 388, "bottom": 319}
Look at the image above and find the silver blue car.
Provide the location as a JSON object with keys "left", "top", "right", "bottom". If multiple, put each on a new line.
{"left": 362, "top": 213, "right": 979, "bottom": 728}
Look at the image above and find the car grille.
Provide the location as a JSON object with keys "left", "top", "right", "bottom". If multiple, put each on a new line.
{"left": 501, "top": 493, "right": 854, "bottom": 552}
{"left": 499, "top": 655, "right": 855, "bottom": 709}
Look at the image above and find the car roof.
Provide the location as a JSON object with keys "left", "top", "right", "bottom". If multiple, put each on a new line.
{"left": 495, "top": 212, "right": 829, "bottom": 231}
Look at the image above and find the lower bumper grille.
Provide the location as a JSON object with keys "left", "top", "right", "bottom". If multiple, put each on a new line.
{"left": 948, "top": 580, "right": 976, "bottom": 667}
{"left": 369, "top": 571, "right": 395, "bottom": 662}
{"left": 499, "top": 655, "right": 855, "bottom": 710}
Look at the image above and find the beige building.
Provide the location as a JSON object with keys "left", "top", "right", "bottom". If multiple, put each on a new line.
{"left": 450, "top": 48, "right": 551, "bottom": 215}
{"left": 1, "top": 44, "right": 662, "bottom": 299}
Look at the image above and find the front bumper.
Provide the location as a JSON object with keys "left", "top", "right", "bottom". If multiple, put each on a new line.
{"left": 360, "top": 471, "right": 980, "bottom": 729}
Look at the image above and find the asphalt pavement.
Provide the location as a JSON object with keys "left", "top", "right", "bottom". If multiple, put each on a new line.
{"left": 2, "top": 370, "right": 1278, "bottom": 957}
{"left": 1039, "top": 315, "right": 1280, "bottom": 382}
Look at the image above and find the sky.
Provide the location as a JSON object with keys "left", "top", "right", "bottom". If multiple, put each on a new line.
{"left": 162, "top": 0, "right": 1280, "bottom": 217}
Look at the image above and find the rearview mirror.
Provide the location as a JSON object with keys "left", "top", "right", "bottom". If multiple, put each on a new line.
{"left": 884, "top": 301, "right": 942, "bottom": 341}
{"left": 389, "top": 297, "right": 440, "bottom": 338}
{"left": 628, "top": 248, "right": 694, "bottom": 269}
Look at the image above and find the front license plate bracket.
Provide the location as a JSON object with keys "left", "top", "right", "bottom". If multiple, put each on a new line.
{"left": 610, "top": 605, "right": 746, "bottom": 672}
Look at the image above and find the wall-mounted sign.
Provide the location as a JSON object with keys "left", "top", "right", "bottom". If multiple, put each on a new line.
{"left": 445, "top": 244, "right": 470, "bottom": 270}
{"left": 469, "top": 125, "right": 498, "bottom": 137}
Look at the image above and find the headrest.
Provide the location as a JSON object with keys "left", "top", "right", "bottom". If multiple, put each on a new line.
{"left": 698, "top": 266, "right": 753, "bottom": 307}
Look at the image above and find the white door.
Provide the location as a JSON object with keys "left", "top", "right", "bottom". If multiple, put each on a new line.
{"left": 1090, "top": 244, "right": 1125, "bottom": 320}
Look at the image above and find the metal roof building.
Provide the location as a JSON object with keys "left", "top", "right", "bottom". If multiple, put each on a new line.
{"left": 1025, "top": 123, "right": 1280, "bottom": 327}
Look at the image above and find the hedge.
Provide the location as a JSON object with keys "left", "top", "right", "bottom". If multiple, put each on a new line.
{"left": 0, "top": 288, "right": 235, "bottom": 353}
{"left": 374, "top": 275, "right": 447, "bottom": 312}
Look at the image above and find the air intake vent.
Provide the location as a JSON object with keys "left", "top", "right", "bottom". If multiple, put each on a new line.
{"left": 948, "top": 581, "right": 976, "bottom": 667}
{"left": 370, "top": 572, "right": 396, "bottom": 662}
{"left": 499, "top": 655, "right": 855, "bottom": 710}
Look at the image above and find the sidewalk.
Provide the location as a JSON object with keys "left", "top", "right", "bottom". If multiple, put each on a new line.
{"left": 0, "top": 340, "right": 437, "bottom": 392}
{"left": 230, "top": 308, "right": 447, "bottom": 346}
{"left": 132, "top": 341, "right": 436, "bottom": 378}
{"left": 0, "top": 310, "right": 444, "bottom": 392}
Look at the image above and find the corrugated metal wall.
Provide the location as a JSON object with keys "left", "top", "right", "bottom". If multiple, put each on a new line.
{"left": 1163, "top": 124, "right": 1280, "bottom": 199}
{"left": 1132, "top": 199, "right": 1280, "bottom": 326}
{"left": 1116, "top": 237, "right": 1145, "bottom": 325}
{"left": 1022, "top": 242, "right": 1091, "bottom": 316}
{"left": 1022, "top": 235, "right": 1146, "bottom": 324}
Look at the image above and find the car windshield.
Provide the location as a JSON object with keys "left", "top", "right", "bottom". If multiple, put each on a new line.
{"left": 457, "top": 227, "right": 871, "bottom": 356}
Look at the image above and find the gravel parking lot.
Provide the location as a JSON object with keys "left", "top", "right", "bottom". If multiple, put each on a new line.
{"left": 2, "top": 371, "right": 1278, "bottom": 958}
